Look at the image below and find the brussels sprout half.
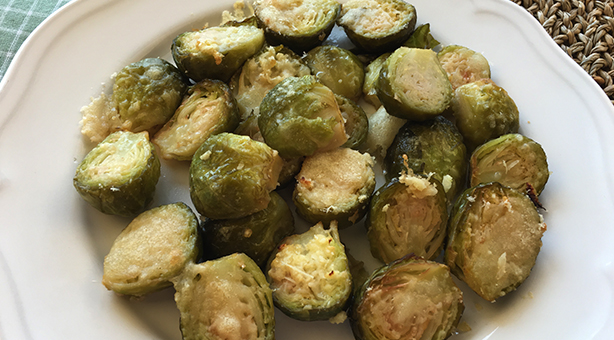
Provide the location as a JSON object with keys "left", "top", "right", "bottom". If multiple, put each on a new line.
{"left": 445, "top": 182, "right": 547, "bottom": 302}
{"left": 338, "top": 0, "right": 417, "bottom": 53}
{"left": 73, "top": 131, "right": 160, "bottom": 217}
{"left": 253, "top": 0, "right": 340, "bottom": 52}
{"left": 189, "top": 132, "right": 283, "bottom": 220}
{"left": 377, "top": 47, "right": 453, "bottom": 121}
{"left": 112, "top": 58, "right": 187, "bottom": 134}
{"left": 174, "top": 253, "right": 275, "bottom": 340}
{"left": 102, "top": 203, "right": 200, "bottom": 296}
{"left": 153, "top": 79, "right": 240, "bottom": 161}
{"left": 172, "top": 25, "right": 265, "bottom": 82}
{"left": 366, "top": 170, "right": 448, "bottom": 263}
{"left": 438, "top": 44, "right": 491, "bottom": 90}
{"left": 267, "top": 222, "right": 352, "bottom": 321}
{"left": 363, "top": 53, "right": 390, "bottom": 107}
{"left": 351, "top": 255, "right": 464, "bottom": 340}
{"left": 258, "top": 75, "right": 348, "bottom": 158}
{"left": 336, "top": 94, "right": 369, "bottom": 149}
{"left": 470, "top": 133, "right": 549, "bottom": 195}
{"left": 304, "top": 45, "right": 365, "bottom": 101}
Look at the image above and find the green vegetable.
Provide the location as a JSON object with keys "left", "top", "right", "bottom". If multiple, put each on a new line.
{"left": 362, "top": 53, "right": 390, "bottom": 107}
{"left": 337, "top": 94, "right": 369, "bottom": 149}
{"left": 304, "top": 45, "right": 365, "bottom": 101}
{"left": 438, "top": 44, "right": 491, "bottom": 89}
{"left": 403, "top": 23, "right": 440, "bottom": 49}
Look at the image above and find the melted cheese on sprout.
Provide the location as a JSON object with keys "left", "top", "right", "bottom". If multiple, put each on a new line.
{"left": 339, "top": 0, "right": 410, "bottom": 37}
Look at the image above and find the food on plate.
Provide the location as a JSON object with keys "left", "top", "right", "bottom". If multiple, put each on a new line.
{"left": 267, "top": 222, "right": 352, "bottom": 321}
{"left": 351, "top": 255, "right": 464, "bottom": 340}
{"left": 153, "top": 79, "right": 240, "bottom": 161}
{"left": 174, "top": 253, "right": 275, "bottom": 340}
{"left": 362, "top": 105, "right": 406, "bottom": 159}
{"left": 363, "top": 52, "right": 390, "bottom": 107}
{"left": 336, "top": 94, "right": 369, "bottom": 149}
{"left": 338, "top": 0, "right": 417, "bottom": 53}
{"left": 470, "top": 133, "right": 550, "bottom": 195}
{"left": 171, "top": 25, "right": 265, "bottom": 82}
{"left": 73, "top": 130, "right": 160, "bottom": 217}
{"left": 189, "top": 132, "right": 282, "bottom": 220}
{"left": 402, "top": 23, "right": 439, "bottom": 49}
{"left": 102, "top": 202, "right": 200, "bottom": 296}
{"left": 304, "top": 45, "right": 365, "bottom": 101}
{"left": 445, "top": 182, "right": 547, "bottom": 302}
{"left": 438, "top": 44, "right": 491, "bottom": 89}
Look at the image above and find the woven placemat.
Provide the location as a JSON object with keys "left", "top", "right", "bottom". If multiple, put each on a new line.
{"left": 513, "top": 0, "right": 614, "bottom": 104}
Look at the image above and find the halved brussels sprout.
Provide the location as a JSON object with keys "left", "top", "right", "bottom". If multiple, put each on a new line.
{"left": 202, "top": 192, "right": 295, "bottom": 268}
{"left": 470, "top": 133, "right": 549, "bottom": 195}
{"left": 452, "top": 79, "right": 519, "bottom": 150}
{"left": 73, "top": 131, "right": 160, "bottom": 217}
{"left": 112, "top": 58, "right": 187, "bottom": 134}
{"left": 336, "top": 94, "right": 369, "bottom": 149}
{"left": 361, "top": 105, "right": 406, "bottom": 160}
{"left": 338, "top": 0, "right": 417, "bottom": 53}
{"left": 445, "top": 182, "right": 547, "bottom": 302}
{"left": 366, "top": 169, "right": 448, "bottom": 263}
{"left": 377, "top": 47, "right": 453, "bottom": 121}
{"left": 174, "top": 253, "right": 275, "bottom": 340}
{"left": 253, "top": 0, "right": 340, "bottom": 52}
{"left": 351, "top": 255, "right": 464, "bottom": 340}
{"left": 304, "top": 45, "right": 365, "bottom": 101}
{"left": 189, "top": 132, "right": 283, "bottom": 220}
{"left": 293, "top": 148, "right": 376, "bottom": 228}
{"left": 384, "top": 116, "right": 467, "bottom": 201}
{"left": 172, "top": 25, "right": 265, "bottom": 82}
{"left": 102, "top": 202, "right": 199, "bottom": 296}
{"left": 277, "top": 156, "right": 304, "bottom": 188}
{"left": 362, "top": 53, "right": 390, "bottom": 107}
{"left": 267, "top": 222, "right": 352, "bottom": 321}
{"left": 402, "top": 23, "right": 440, "bottom": 49}
{"left": 258, "top": 75, "right": 348, "bottom": 158}
{"left": 438, "top": 44, "right": 491, "bottom": 89}
{"left": 153, "top": 79, "right": 240, "bottom": 161}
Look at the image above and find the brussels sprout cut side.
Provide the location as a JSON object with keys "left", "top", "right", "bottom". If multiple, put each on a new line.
{"left": 304, "top": 45, "right": 365, "bottom": 101}
{"left": 438, "top": 44, "right": 491, "bottom": 90}
{"left": 73, "top": 131, "right": 160, "bottom": 217}
{"left": 445, "top": 182, "right": 547, "bottom": 302}
{"left": 174, "top": 253, "right": 275, "bottom": 340}
{"left": 351, "top": 255, "right": 464, "bottom": 340}
{"left": 102, "top": 203, "right": 200, "bottom": 296}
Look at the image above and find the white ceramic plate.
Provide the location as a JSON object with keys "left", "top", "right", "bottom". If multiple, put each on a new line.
{"left": 1, "top": 0, "right": 613, "bottom": 339}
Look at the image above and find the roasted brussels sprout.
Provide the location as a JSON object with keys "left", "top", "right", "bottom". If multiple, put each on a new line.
{"left": 445, "top": 182, "right": 547, "bottom": 302}
{"left": 377, "top": 47, "right": 453, "bottom": 121}
{"left": 338, "top": 0, "right": 417, "bottom": 53}
{"left": 438, "top": 44, "right": 491, "bottom": 90}
{"left": 267, "top": 222, "right": 352, "bottom": 321}
{"left": 172, "top": 25, "right": 265, "bottom": 82}
{"left": 253, "top": 0, "right": 340, "bottom": 52}
{"left": 294, "top": 148, "right": 376, "bottom": 228}
{"left": 362, "top": 105, "right": 406, "bottom": 160}
{"left": 452, "top": 79, "right": 519, "bottom": 150}
{"left": 403, "top": 23, "right": 440, "bottom": 49}
{"left": 362, "top": 53, "right": 390, "bottom": 107}
{"left": 174, "top": 253, "right": 275, "bottom": 340}
{"left": 202, "top": 192, "right": 295, "bottom": 267}
{"left": 112, "top": 58, "right": 187, "bottom": 134}
{"left": 470, "top": 133, "right": 549, "bottom": 195}
{"left": 153, "top": 79, "right": 240, "bottom": 161}
{"left": 102, "top": 203, "right": 199, "bottom": 296}
{"left": 337, "top": 94, "right": 369, "bottom": 149}
{"left": 277, "top": 156, "right": 304, "bottom": 188}
{"left": 366, "top": 169, "right": 448, "bottom": 263}
{"left": 384, "top": 116, "right": 467, "bottom": 201}
{"left": 73, "top": 131, "right": 160, "bottom": 217}
{"left": 258, "top": 75, "right": 348, "bottom": 158}
{"left": 304, "top": 45, "right": 365, "bottom": 101}
{"left": 351, "top": 255, "right": 464, "bottom": 340}
{"left": 189, "top": 132, "right": 283, "bottom": 220}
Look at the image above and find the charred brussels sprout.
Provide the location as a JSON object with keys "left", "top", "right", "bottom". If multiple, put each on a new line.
{"left": 73, "top": 131, "right": 160, "bottom": 217}
{"left": 438, "top": 45, "right": 491, "bottom": 90}
{"left": 174, "top": 253, "right": 275, "bottom": 340}
{"left": 337, "top": 94, "right": 369, "bottom": 149}
{"left": 377, "top": 47, "right": 453, "bottom": 121}
{"left": 363, "top": 53, "right": 390, "bottom": 107}
{"left": 253, "top": 0, "right": 340, "bottom": 52}
{"left": 153, "top": 79, "right": 240, "bottom": 161}
{"left": 102, "top": 203, "right": 199, "bottom": 296}
{"left": 338, "top": 0, "right": 417, "bottom": 53}
{"left": 351, "top": 255, "right": 464, "bottom": 340}
{"left": 385, "top": 116, "right": 467, "bottom": 201}
{"left": 267, "top": 222, "right": 352, "bottom": 321}
{"left": 470, "top": 133, "right": 549, "bottom": 195}
{"left": 445, "top": 182, "right": 547, "bottom": 302}
{"left": 259, "top": 75, "right": 348, "bottom": 158}
{"left": 189, "top": 133, "right": 283, "bottom": 220}
{"left": 304, "top": 45, "right": 365, "bottom": 101}
{"left": 112, "top": 58, "right": 187, "bottom": 134}
{"left": 202, "top": 192, "right": 295, "bottom": 267}
{"left": 172, "top": 25, "right": 265, "bottom": 82}
{"left": 294, "top": 148, "right": 376, "bottom": 228}
{"left": 452, "top": 79, "right": 519, "bottom": 150}
{"left": 366, "top": 170, "right": 448, "bottom": 263}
